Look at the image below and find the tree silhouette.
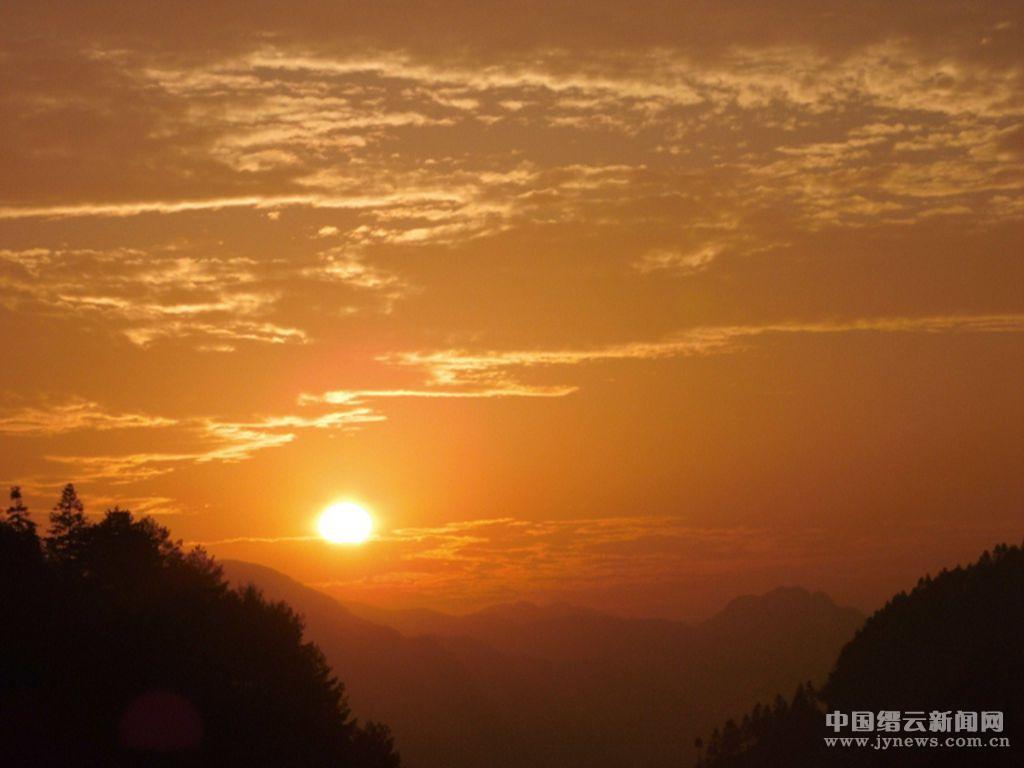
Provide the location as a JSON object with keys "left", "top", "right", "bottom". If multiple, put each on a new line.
{"left": 695, "top": 543, "right": 1024, "bottom": 767}
{"left": 1, "top": 486, "right": 42, "bottom": 577}
{"left": 46, "top": 482, "right": 87, "bottom": 563}
{"left": 5, "top": 486, "right": 35, "bottom": 536}
{"left": 0, "top": 485, "right": 401, "bottom": 768}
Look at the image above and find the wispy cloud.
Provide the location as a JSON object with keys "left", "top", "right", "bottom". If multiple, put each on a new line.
{"left": 195, "top": 515, "right": 817, "bottom": 602}
{"left": 633, "top": 245, "right": 721, "bottom": 275}
{"left": 298, "top": 385, "right": 577, "bottom": 407}
{"left": 373, "top": 313, "right": 1024, "bottom": 388}
{"left": 0, "top": 399, "right": 175, "bottom": 435}
{"left": 0, "top": 396, "right": 382, "bottom": 486}
{"left": 200, "top": 514, "right": 1016, "bottom": 614}
{"left": 294, "top": 314, "right": 1024, "bottom": 427}
{"left": 0, "top": 245, "right": 402, "bottom": 349}
{"left": 42, "top": 408, "right": 384, "bottom": 484}
{"left": 8, "top": 312, "right": 1022, "bottom": 487}
{"left": 190, "top": 535, "right": 320, "bottom": 546}
{"left": 0, "top": 192, "right": 463, "bottom": 221}
{"left": 7, "top": 37, "right": 1018, "bottom": 237}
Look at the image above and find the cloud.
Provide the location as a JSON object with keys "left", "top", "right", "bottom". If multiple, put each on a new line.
{"left": 0, "top": 245, "right": 403, "bottom": 349}
{"left": 193, "top": 515, "right": 809, "bottom": 604}
{"left": 634, "top": 245, "right": 720, "bottom": 274}
{"left": 0, "top": 192, "right": 463, "bottom": 221}
{"left": 191, "top": 535, "right": 320, "bottom": 546}
{"left": 0, "top": 399, "right": 175, "bottom": 435}
{"left": 0, "top": 247, "right": 296, "bottom": 348}
{"left": 0, "top": 394, "right": 384, "bottom": 486}
{"left": 198, "top": 514, "right": 1013, "bottom": 614}
{"left": 7, "top": 312, "right": 1022, "bottom": 487}
{"left": 298, "top": 314, "right": 1024, "bottom": 415}
{"left": 302, "top": 249, "right": 406, "bottom": 293}
{"left": 298, "top": 385, "right": 577, "bottom": 407}
{"left": 41, "top": 407, "right": 384, "bottom": 484}
{"left": 386, "top": 313, "right": 1024, "bottom": 377}
{"left": 6, "top": 35, "right": 1017, "bottom": 238}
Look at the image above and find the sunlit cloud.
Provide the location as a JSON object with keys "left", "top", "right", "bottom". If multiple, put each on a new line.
{"left": 7, "top": 37, "right": 1017, "bottom": 236}
{"left": 200, "top": 514, "right": 1014, "bottom": 613}
{"left": 0, "top": 395, "right": 384, "bottom": 487}
{"left": 195, "top": 515, "right": 810, "bottom": 602}
{"left": 378, "top": 313, "right": 1024, "bottom": 390}
{"left": 294, "top": 314, "right": 1024, "bottom": 425}
{"left": 36, "top": 312, "right": 1014, "bottom": 484}
{"left": 41, "top": 407, "right": 384, "bottom": 484}
{"left": 298, "top": 385, "right": 577, "bottom": 407}
{"left": 0, "top": 245, "right": 402, "bottom": 348}
{"left": 0, "top": 400, "right": 175, "bottom": 435}
{"left": 116, "top": 41, "right": 1022, "bottom": 233}
{"left": 633, "top": 245, "right": 721, "bottom": 275}
{"left": 193, "top": 535, "right": 320, "bottom": 546}
{"left": 0, "top": 192, "right": 464, "bottom": 221}
{"left": 302, "top": 249, "right": 406, "bottom": 294}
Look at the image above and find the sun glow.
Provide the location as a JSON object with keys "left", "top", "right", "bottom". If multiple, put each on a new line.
{"left": 317, "top": 501, "right": 374, "bottom": 545}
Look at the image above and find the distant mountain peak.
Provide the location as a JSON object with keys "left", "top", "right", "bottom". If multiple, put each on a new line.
{"left": 704, "top": 585, "right": 863, "bottom": 634}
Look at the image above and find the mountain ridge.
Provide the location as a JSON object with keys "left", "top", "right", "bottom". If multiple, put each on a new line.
{"left": 219, "top": 558, "right": 864, "bottom": 768}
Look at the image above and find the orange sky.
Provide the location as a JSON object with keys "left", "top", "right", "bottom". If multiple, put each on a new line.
{"left": 1, "top": 1, "right": 1022, "bottom": 619}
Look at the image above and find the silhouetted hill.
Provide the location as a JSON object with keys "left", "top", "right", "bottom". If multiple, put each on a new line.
{"left": 220, "top": 560, "right": 513, "bottom": 768}
{"left": 824, "top": 546, "right": 1024, "bottom": 718}
{"left": 0, "top": 486, "right": 400, "bottom": 768}
{"left": 223, "top": 560, "right": 864, "bottom": 768}
{"left": 696, "top": 543, "right": 1024, "bottom": 768}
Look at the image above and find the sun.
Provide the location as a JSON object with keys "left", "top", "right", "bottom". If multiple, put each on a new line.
{"left": 317, "top": 501, "right": 374, "bottom": 545}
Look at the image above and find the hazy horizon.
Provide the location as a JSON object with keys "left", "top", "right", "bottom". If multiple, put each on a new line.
{"left": 220, "top": 553, "right": 872, "bottom": 622}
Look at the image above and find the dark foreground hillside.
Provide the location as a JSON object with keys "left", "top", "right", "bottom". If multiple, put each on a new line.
{"left": 696, "top": 543, "right": 1024, "bottom": 768}
{"left": 0, "top": 485, "right": 400, "bottom": 768}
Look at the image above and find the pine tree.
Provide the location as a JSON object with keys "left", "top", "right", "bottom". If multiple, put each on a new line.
{"left": 47, "top": 483, "right": 87, "bottom": 562}
{"left": 5, "top": 485, "right": 35, "bottom": 536}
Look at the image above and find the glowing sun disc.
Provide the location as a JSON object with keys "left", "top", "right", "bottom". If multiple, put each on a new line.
{"left": 318, "top": 502, "right": 373, "bottom": 544}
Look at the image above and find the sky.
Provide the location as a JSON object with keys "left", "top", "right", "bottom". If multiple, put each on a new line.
{"left": 1, "top": 1, "right": 1021, "bottom": 620}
